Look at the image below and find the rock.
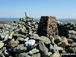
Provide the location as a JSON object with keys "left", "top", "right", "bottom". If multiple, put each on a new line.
{"left": 24, "top": 37, "right": 29, "bottom": 42}
{"left": 4, "top": 50, "right": 9, "bottom": 56}
{"left": 58, "top": 37, "right": 69, "bottom": 48}
{"left": 40, "top": 36, "right": 51, "bottom": 44}
{"left": 48, "top": 52, "right": 52, "bottom": 56}
{"left": 17, "top": 53, "right": 31, "bottom": 57}
{"left": 4, "top": 34, "right": 9, "bottom": 41}
{"left": 24, "top": 39, "right": 36, "bottom": 47}
{"left": 30, "top": 34, "right": 40, "bottom": 40}
{"left": 13, "top": 34, "right": 26, "bottom": 38}
{"left": 1, "top": 47, "right": 6, "bottom": 51}
{"left": 50, "top": 44, "right": 63, "bottom": 53}
{"left": 73, "top": 47, "right": 76, "bottom": 55}
{"left": 71, "top": 42, "right": 76, "bottom": 47}
{"left": 29, "top": 30, "right": 32, "bottom": 35}
{"left": 69, "top": 30, "right": 76, "bottom": 34}
{"left": 0, "top": 34, "right": 5, "bottom": 40}
{"left": 0, "top": 41, "right": 4, "bottom": 48}
{"left": 17, "top": 37, "right": 25, "bottom": 42}
{"left": 68, "top": 39, "right": 73, "bottom": 44}
{"left": 50, "top": 51, "right": 60, "bottom": 57}
{"left": 8, "top": 31, "right": 14, "bottom": 39}
{"left": 69, "top": 34, "right": 76, "bottom": 39}
{"left": 0, "top": 54, "right": 5, "bottom": 57}
{"left": 57, "top": 23, "right": 69, "bottom": 38}
{"left": 9, "top": 39, "right": 19, "bottom": 47}
{"left": 49, "top": 35, "right": 55, "bottom": 44}
{"left": 28, "top": 48, "right": 39, "bottom": 55}
{"left": 0, "top": 50, "right": 2, "bottom": 55}
{"left": 54, "top": 35, "right": 62, "bottom": 44}
{"left": 0, "top": 24, "right": 4, "bottom": 29}
{"left": 13, "top": 44, "right": 27, "bottom": 53}
{"left": 39, "top": 41, "right": 48, "bottom": 57}
{"left": 31, "top": 53, "right": 41, "bottom": 57}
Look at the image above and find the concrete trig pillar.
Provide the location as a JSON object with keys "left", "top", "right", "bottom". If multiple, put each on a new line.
{"left": 37, "top": 16, "right": 58, "bottom": 37}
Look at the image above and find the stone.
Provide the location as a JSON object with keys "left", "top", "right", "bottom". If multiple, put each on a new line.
{"left": 8, "top": 31, "right": 14, "bottom": 39}
{"left": 4, "top": 34, "right": 9, "bottom": 41}
{"left": 30, "top": 34, "right": 40, "bottom": 40}
{"left": 28, "top": 48, "right": 39, "bottom": 55}
{"left": 50, "top": 51, "right": 60, "bottom": 57}
{"left": 54, "top": 35, "right": 62, "bottom": 44}
{"left": 49, "top": 35, "right": 55, "bottom": 44}
{"left": 37, "top": 16, "right": 58, "bottom": 37}
{"left": 13, "top": 34, "right": 26, "bottom": 38}
{"left": 24, "top": 37, "right": 29, "bottom": 42}
{"left": 39, "top": 41, "right": 48, "bottom": 57}
{"left": 40, "top": 36, "right": 51, "bottom": 44}
{"left": 68, "top": 39, "right": 73, "bottom": 44}
{"left": 17, "top": 53, "right": 31, "bottom": 57}
{"left": 0, "top": 24, "right": 4, "bottom": 29}
{"left": 24, "top": 39, "right": 36, "bottom": 47}
{"left": 0, "top": 34, "right": 5, "bottom": 40}
{"left": 9, "top": 39, "right": 19, "bottom": 47}
{"left": 69, "top": 30, "right": 76, "bottom": 34}
{"left": 69, "top": 34, "right": 76, "bottom": 39}
{"left": 1, "top": 47, "right": 6, "bottom": 51}
{"left": 50, "top": 44, "right": 56, "bottom": 53}
{"left": 71, "top": 42, "right": 76, "bottom": 47}
{"left": 73, "top": 47, "right": 76, "bottom": 55}
{"left": 50, "top": 44, "right": 64, "bottom": 53}
{"left": 17, "top": 37, "right": 24, "bottom": 42}
{"left": 57, "top": 23, "right": 69, "bottom": 38}
{"left": 48, "top": 52, "right": 52, "bottom": 56}
{"left": 0, "top": 41, "right": 4, "bottom": 48}
{"left": 0, "top": 50, "right": 2, "bottom": 55}
{"left": 58, "top": 37, "right": 69, "bottom": 48}
{"left": 4, "top": 50, "right": 9, "bottom": 56}
{"left": 13, "top": 44, "right": 27, "bottom": 53}
{"left": 32, "top": 53, "right": 41, "bottom": 57}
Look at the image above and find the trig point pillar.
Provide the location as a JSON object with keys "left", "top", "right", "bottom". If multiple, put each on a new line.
{"left": 37, "top": 16, "right": 58, "bottom": 37}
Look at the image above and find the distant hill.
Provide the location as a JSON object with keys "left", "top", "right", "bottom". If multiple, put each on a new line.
{"left": 0, "top": 18, "right": 76, "bottom": 23}
{"left": 0, "top": 21, "right": 7, "bottom": 24}
{"left": 0, "top": 18, "right": 19, "bottom": 22}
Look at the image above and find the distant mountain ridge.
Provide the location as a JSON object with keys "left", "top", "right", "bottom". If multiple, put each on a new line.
{"left": 0, "top": 18, "right": 19, "bottom": 22}
{"left": 0, "top": 18, "right": 76, "bottom": 23}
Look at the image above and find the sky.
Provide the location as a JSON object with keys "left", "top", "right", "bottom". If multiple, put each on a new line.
{"left": 0, "top": 0, "right": 76, "bottom": 18}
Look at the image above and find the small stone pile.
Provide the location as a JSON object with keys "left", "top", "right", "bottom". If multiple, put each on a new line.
{"left": 0, "top": 16, "right": 76, "bottom": 57}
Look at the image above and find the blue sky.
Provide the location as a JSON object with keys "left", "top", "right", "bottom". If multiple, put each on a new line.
{"left": 0, "top": 0, "right": 76, "bottom": 18}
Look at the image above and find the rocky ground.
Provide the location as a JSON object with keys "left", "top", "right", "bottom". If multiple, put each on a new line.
{"left": 0, "top": 17, "right": 76, "bottom": 57}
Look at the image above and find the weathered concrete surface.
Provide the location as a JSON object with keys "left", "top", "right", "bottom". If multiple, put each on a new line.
{"left": 37, "top": 16, "right": 58, "bottom": 37}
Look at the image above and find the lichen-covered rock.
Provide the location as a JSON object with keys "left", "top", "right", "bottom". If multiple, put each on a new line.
{"left": 28, "top": 48, "right": 39, "bottom": 55}
{"left": 32, "top": 53, "right": 41, "bottom": 57}
{"left": 17, "top": 53, "right": 31, "bottom": 57}
{"left": 50, "top": 51, "right": 60, "bottom": 57}
{"left": 0, "top": 41, "right": 4, "bottom": 48}
{"left": 39, "top": 41, "right": 48, "bottom": 57}
{"left": 24, "top": 39, "right": 36, "bottom": 47}
{"left": 58, "top": 37, "right": 70, "bottom": 48}
{"left": 54, "top": 35, "right": 62, "bottom": 44}
{"left": 40, "top": 36, "right": 51, "bottom": 44}
{"left": 8, "top": 39, "right": 19, "bottom": 47}
{"left": 13, "top": 44, "right": 27, "bottom": 53}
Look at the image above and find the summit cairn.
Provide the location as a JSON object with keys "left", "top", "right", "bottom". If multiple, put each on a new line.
{"left": 37, "top": 16, "right": 58, "bottom": 37}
